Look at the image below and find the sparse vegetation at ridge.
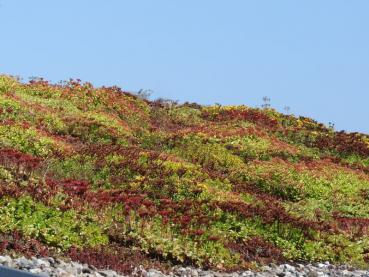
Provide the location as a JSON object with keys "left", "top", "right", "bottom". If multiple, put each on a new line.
{"left": 1, "top": 74, "right": 369, "bottom": 273}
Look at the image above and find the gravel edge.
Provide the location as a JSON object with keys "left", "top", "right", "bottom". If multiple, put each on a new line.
{"left": 1, "top": 255, "right": 369, "bottom": 277}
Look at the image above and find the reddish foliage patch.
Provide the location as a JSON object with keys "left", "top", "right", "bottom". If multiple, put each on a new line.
{"left": 0, "top": 148, "right": 42, "bottom": 172}
{"left": 68, "top": 246, "right": 132, "bottom": 274}
{"left": 214, "top": 199, "right": 330, "bottom": 235}
{"left": 0, "top": 178, "right": 60, "bottom": 209}
{"left": 0, "top": 231, "right": 49, "bottom": 257}
{"left": 68, "top": 244, "right": 171, "bottom": 274}
{"left": 202, "top": 109, "right": 279, "bottom": 129}
{"left": 62, "top": 179, "right": 89, "bottom": 197}
{"left": 227, "top": 236, "right": 284, "bottom": 264}
{"left": 314, "top": 132, "right": 369, "bottom": 157}
{"left": 157, "top": 198, "right": 214, "bottom": 230}
{"left": 86, "top": 190, "right": 147, "bottom": 210}
{"left": 332, "top": 212, "right": 369, "bottom": 235}
{"left": 175, "top": 125, "right": 267, "bottom": 139}
{"left": 317, "top": 155, "right": 369, "bottom": 176}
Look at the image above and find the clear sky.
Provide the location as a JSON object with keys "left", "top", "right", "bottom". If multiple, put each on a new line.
{"left": 1, "top": 1, "right": 368, "bottom": 133}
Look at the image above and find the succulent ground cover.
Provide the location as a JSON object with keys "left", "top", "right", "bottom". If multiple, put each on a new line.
{"left": 1, "top": 75, "right": 369, "bottom": 273}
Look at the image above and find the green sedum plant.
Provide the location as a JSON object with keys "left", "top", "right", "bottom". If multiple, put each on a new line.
{"left": 0, "top": 196, "right": 108, "bottom": 250}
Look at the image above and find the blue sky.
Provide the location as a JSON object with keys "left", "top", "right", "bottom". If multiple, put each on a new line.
{"left": 1, "top": 1, "right": 368, "bottom": 133}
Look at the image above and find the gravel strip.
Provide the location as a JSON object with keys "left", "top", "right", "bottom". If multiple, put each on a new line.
{"left": 1, "top": 255, "right": 369, "bottom": 277}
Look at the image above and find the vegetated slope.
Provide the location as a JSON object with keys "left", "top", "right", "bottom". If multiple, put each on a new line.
{"left": 1, "top": 75, "right": 369, "bottom": 273}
